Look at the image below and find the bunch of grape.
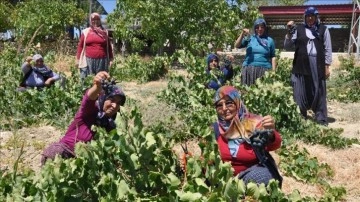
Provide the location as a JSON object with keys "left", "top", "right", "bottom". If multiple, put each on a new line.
{"left": 101, "top": 79, "right": 117, "bottom": 96}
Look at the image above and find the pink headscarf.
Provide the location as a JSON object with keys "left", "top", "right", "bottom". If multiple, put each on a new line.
{"left": 90, "top": 12, "right": 107, "bottom": 40}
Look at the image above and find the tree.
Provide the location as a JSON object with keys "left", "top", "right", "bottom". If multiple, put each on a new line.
{"left": 0, "top": 1, "right": 14, "bottom": 32}
{"left": 11, "top": 0, "right": 86, "bottom": 50}
{"left": 107, "top": 0, "right": 261, "bottom": 54}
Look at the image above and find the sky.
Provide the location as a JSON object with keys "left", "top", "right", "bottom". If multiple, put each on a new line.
{"left": 98, "top": 0, "right": 353, "bottom": 15}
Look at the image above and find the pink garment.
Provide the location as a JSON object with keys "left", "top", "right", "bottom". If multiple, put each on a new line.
{"left": 76, "top": 28, "right": 113, "bottom": 60}
{"left": 59, "top": 91, "right": 98, "bottom": 150}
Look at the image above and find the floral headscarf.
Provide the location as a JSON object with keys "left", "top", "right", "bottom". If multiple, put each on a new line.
{"left": 214, "top": 86, "right": 255, "bottom": 139}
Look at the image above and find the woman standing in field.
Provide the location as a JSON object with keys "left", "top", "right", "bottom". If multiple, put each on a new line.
{"left": 284, "top": 6, "right": 332, "bottom": 126}
{"left": 76, "top": 12, "right": 114, "bottom": 79}
{"left": 234, "top": 18, "right": 276, "bottom": 86}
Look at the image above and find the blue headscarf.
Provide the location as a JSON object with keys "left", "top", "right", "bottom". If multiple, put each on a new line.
{"left": 304, "top": 6, "right": 320, "bottom": 37}
{"left": 206, "top": 53, "right": 219, "bottom": 70}
{"left": 253, "top": 18, "right": 268, "bottom": 48}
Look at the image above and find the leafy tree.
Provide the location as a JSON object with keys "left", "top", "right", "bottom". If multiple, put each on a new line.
{"left": 10, "top": 0, "right": 86, "bottom": 50}
{"left": 0, "top": 2, "right": 14, "bottom": 32}
{"left": 107, "top": 0, "right": 260, "bottom": 54}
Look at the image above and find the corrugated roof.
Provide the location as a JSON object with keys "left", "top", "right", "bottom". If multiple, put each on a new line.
{"left": 259, "top": 4, "right": 357, "bottom": 25}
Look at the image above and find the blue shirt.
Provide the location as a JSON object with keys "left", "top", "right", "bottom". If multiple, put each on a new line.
{"left": 239, "top": 35, "right": 275, "bottom": 69}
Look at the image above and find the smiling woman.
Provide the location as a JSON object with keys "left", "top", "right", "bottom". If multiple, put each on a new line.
{"left": 41, "top": 71, "right": 126, "bottom": 165}
{"left": 212, "top": 85, "right": 283, "bottom": 186}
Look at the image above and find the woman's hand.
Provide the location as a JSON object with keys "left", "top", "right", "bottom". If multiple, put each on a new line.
{"left": 261, "top": 115, "right": 276, "bottom": 130}
{"left": 287, "top": 20, "right": 295, "bottom": 27}
{"left": 45, "top": 78, "right": 55, "bottom": 86}
{"left": 242, "top": 28, "right": 250, "bottom": 36}
{"left": 93, "top": 71, "right": 110, "bottom": 87}
{"left": 325, "top": 65, "right": 330, "bottom": 79}
{"left": 87, "top": 71, "right": 110, "bottom": 100}
{"left": 26, "top": 56, "right": 33, "bottom": 64}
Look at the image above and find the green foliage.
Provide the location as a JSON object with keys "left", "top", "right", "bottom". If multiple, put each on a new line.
{"left": 0, "top": 1, "right": 13, "bottom": 32}
{"left": 0, "top": 47, "right": 83, "bottom": 129}
{"left": 328, "top": 55, "right": 360, "bottom": 102}
{"left": 111, "top": 54, "right": 170, "bottom": 83}
{"left": 108, "top": 0, "right": 259, "bottom": 53}
{"left": 11, "top": 0, "right": 86, "bottom": 46}
{"left": 0, "top": 105, "right": 330, "bottom": 201}
{"left": 279, "top": 145, "right": 332, "bottom": 183}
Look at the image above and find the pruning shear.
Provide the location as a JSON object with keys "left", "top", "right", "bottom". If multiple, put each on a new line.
{"left": 180, "top": 142, "right": 193, "bottom": 174}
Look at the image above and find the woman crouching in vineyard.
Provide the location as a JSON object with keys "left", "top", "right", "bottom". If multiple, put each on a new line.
{"left": 41, "top": 71, "right": 126, "bottom": 165}
{"left": 212, "top": 85, "right": 282, "bottom": 186}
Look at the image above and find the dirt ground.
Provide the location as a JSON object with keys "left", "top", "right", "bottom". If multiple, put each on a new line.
{"left": 1, "top": 74, "right": 359, "bottom": 201}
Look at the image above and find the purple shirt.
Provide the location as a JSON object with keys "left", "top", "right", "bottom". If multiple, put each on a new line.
{"left": 60, "top": 91, "right": 98, "bottom": 150}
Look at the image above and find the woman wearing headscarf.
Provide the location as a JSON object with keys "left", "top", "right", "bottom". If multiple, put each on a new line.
{"left": 41, "top": 71, "right": 126, "bottom": 165}
{"left": 212, "top": 85, "right": 282, "bottom": 186}
{"left": 19, "top": 54, "right": 60, "bottom": 89}
{"left": 76, "top": 12, "right": 114, "bottom": 79}
{"left": 234, "top": 18, "right": 276, "bottom": 86}
{"left": 205, "top": 53, "right": 234, "bottom": 90}
{"left": 284, "top": 7, "right": 332, "bottom": 126}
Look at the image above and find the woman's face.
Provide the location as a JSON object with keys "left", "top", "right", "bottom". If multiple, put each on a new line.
{"left": 91, "top": 17, "right": 101, "bottom": 27}
{"left": 103, "top": 95, "right": 122, "bottom": 117}
{"left": 215, "top": 96, "right": 238, "bottom": 121}
{"left": 255, "top": 24, "right": 265, "bottom": 36}
{"left": 34, "top": 59, "right": 44, "bottom": 67}
{"left": 305, "top": 14, "right": 316, "bottom": 26}
{"left": 209, "top": 59, "right": 218, "bottom": 70}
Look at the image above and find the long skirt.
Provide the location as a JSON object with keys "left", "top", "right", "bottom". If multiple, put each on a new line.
{"left": 241, "top": 66, "right": 268, "bottom": 86}
{"left": 41, "top": 142, "right": 75, "bottom": 165}
{"left": 291, "top": 56, "right": 327, "bottom": 124}
{"left": 80, "top": 57, "right": 109, "bottom": 79}
{"left": 238, "top": 164, "right": 277, "bottom": 186}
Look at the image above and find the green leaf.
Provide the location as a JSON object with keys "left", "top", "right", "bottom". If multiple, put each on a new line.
{"left": 176, "top": 191, "right": 202, "bottom": 201}
{"left": 167, "top": 173, "right": 181, "bottom": 187}
{"left": 130, "top": 153, "right": 140, "bottom": 169}
{"left": 246, "top": 182, "right": 260, "bottom": 199}
{"left": 145, "top": 132, "right": 156, "bottom": 148}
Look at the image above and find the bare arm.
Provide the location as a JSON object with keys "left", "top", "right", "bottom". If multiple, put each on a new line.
{"left": 234, "top": 28, "right": 250, "bottom": 49}
{"left": 271, "top": 57, "right": 276, "bottom": 71}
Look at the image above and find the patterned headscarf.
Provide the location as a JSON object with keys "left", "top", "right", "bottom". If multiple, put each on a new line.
{"left": 96, "top": 85, "right": 126, "bottom": 131}
{"left": 253, "top": 18, "right": 268, "bottom": 48}
{"left": 90, "top": 12, "right": 107, "bottom": 40}
{"left": 214, "top": 86, "right": 256, "bottom": 139}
